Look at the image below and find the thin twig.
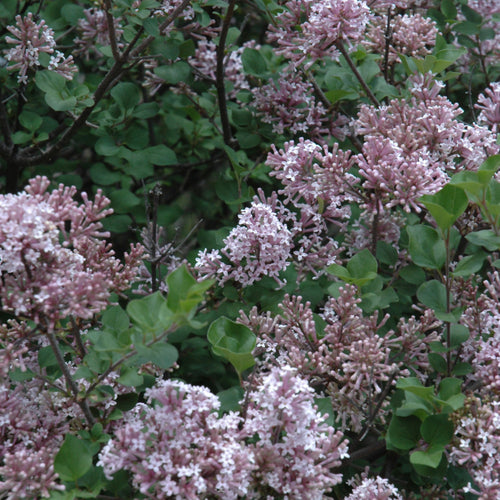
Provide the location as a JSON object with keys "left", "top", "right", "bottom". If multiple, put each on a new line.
{"left": 46, "top": 330, "right": 96, "bottom": 427}
{"left": 216, "top": 0, "right": 237, "bottom": 145}
{"left": 104, "top": 0, "right": 121, "bottom": 61}
{"left": 336, "top": 41, "right": 380, "bottom": 107}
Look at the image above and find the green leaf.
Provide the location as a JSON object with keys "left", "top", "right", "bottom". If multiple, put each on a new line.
{"left": 386, "top": 415, "right": 421, "bottom": 450}
{"left": 452, "top": 362, "right": 473, "bottom": 376}
{"left": 417, "top": 280, "right": 447, "bottom": 313}
{"left": 54, "top": 434, "right": 93, "bottom": 481}
{"left": 95, "top": 136, "right": 121, "bottom": 157}
{"left": 421, "top": 414, "right": 454, "bottom": 446}
{"left": 217, "top": 386, "right": 244, "bottom": 413}
{"left": 410, "top": 446, "right": 444, "bottom": 469}
{"left": 465, "top": 230, "right": 500, "bottom": 251}
{"left": 452, "top": 251, "right": 487, "bottom": 277}
{"left": 19, "top": 110, "right": 43, "bottom": 132}
{"left": 328, "top": 249, "right": 378, "bottom": 286}
{"left": 449, "top": 324, "right": 469, "bottom": 348}
{"left": 110, "top": 82, "right": 141, "bottom": 111}
{"left": 407, "top": 225, "right": 446, "bottom": 270}
{"left": 127, "top": 291, "right": 173, "bottom": 334}
{"left": 420, "top": 184, "right": 468, "bottom": 231}
{"left": 396, "top": 377, "right": 435, "bottom": 400}
{"left": 241, "top": 48, "right": 267, "bottom": 76}
{"left": 133, "top": 342, "right": 178, "bottom": 370}
{"left": 45, "top": 91, "right": 77, "bottom": 112}
{"left": 102, "top": 306, "right": 129, "bottom": 333}
{"left": 438, "top": 377, "right": 463, "bottom": 400}
{"left": 143, "top": 145, "right": 177, "bottom": 165}
{"left": 166, "top": 265, "right": 213, "bottom": 322}
{"left": 441, "top": 0, "right": 457, "bottom": 19}
{"left": 88, "top": 163, "right": 122, "bottom": 186}
{"left": 117, "top": 366, "right": 144, "bottom": 387}
{"left": 35, "top": 70, "right": 66, "bottom": 93}
{"left": 207, "top": 317, "right": 256, "bottom": 376}
{"left": 154, "top": 61, "right": 191, "bottom": 84}
{"left": 108, "top": 189, "right": 141, "bottom": 214}
{"left": 428, "top": 352, "right": 447, "bottom": 373}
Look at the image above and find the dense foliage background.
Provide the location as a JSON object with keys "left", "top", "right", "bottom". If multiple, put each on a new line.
{"left": 0, "top": 0, "right": 500, "bottom": 498}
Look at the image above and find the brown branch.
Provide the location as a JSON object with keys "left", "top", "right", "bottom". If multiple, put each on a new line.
{"left": 104, "top": 0, "right": 121, "bottom": 61}
{"left": 216, "top": 0, "right": 237, "bottom": 146}
{"left": 336, "top": 41, "right": 380, "bottom": 107}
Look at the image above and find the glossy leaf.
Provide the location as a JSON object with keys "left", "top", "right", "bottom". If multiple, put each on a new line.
{"left": 207, "top": 317, "right": 256, "bottom": 376}
{"left": 54, "top": 434, "right": 93, "bottom": 481}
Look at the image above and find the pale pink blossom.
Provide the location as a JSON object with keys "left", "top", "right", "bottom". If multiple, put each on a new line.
{"left": 4, "top": 13, "right": 76, "bottom": 83}
{"left": 98, "top": 379, "right": 253, "bottom": 499}
{"left": 365, "top": 13, "right": 438, "bottom": 66}
{"left": 243, "top": 365, "right": 349, "bottom": 498}
{"left": 75, "top": 8, "right": 123, "bottom": 58}
{"left": 476, "top": 82, "right": 500, "bottom": 133}
{"left": 252, "top": 69, "right": 347, "bottom": 140}
{"left": 346, "top": 474, "right": 403, "bottom": 499}
{"left": 0, "top": 177, "right": 143, "bottom": 327}
{"left": 267, "top": 0, "right": 370, "bottom": 67}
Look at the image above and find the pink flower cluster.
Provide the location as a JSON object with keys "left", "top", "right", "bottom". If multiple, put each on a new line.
{"left": 450, "top": 397, "right": 500, "bottom": 498}
{"left": 476, "top": 82, "right": 500, "bottom": 133}
{"left": 267, "top": 138, "right": 357, "bottom": 222}
{"left": 268, "top": 0, "right": 370, "bottom": 67}
{"left": 99, "top": 370, "right": 348, "bottom": 499}
{"left": 243, "top": 366, "right": 349, "bottom": 498}
{"left": 365, "top": 13, "right": 438, "bottom": 66}
{"left": 4, "top": 13, "right": 76, "bottom": 83}
{"left": 195, "top": 192, "right": 294, "bottom": 286}
{"left": 75, "top": 8, "right": 124, "bottom": 59}
{"left": 240, "top": 287, "right": 405, "bottom": 432}
{"left": 98, "top": 379, "right": 252, "bottom": 499}
{"left": 0, "top": 379, "right": 70, "bottom": 499}
{"left": 189, "top": 40, "right": 257, "bottom": 99}
{"left": 345, "top": 474, "right": 402, "bottom": 499}
{"left": 355, "top": 74, "right": 499, "bottom": 211}
{"left": 0, "top": 177, "right": 143, "bottom": 328}
{"left": 252, "top": 70, "right": 347, "bottom": 140}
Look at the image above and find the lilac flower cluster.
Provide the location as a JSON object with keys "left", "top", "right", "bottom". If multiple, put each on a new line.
{"left": 195, "top": 191, "right": 294, "bottom": 286}
{"left": 99, "top": 370, "right": 348, "bottom": 499}
{"left": 252, "top": 70, "right": 348, "bottom": 140}
{"left": 267, "top": 0, "right": 370, "bottom": 68}
{"left": 98, "top": 379, "right": 252, "bottom": 499}
{"left": 0, "top": 177, "right": 143, "bottom": 328}
{"left": 240, "top": 288, "right": 404, "bottom": 432}
{"left": 365, "top": 13, "right": 438, "bottom": 67}
{"left": 243, "top": 366, "right": 349, "bottom": 498}
{"left": 476, "top": 82, "right": 500, "bottom": 133}
{"left": 450, "top": 397, "right": 500, "bottom": 498}
{"left": 354, "top": 74, "right": 499, "bottom": 211}
{"left": 75, "top": 8, "right": 124, "bottom": 59}
{"left": 4, "top": 13, "right": 76, "bottom": 83}
{"left": 189, "top": 39, "right": 257, "bottom": 99}
{"left": 0, "top": 379, "right": 70, "bottom": 499}
{"left": 345, "top": 474, "right": 402, "bottom": 499}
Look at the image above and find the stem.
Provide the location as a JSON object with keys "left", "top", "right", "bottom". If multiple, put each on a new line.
{"left": 216, "top": 0, "right": 237, "bottom": 146}
{"left": 46, "top": 331, "right": 95, "bottom": 427}
{"left": 336, "top": 41, "right": 380, "bottom": 107}
{"left": 444, "top": 229, "right": 451, "bottom": 377}
{"left": 382, "top": 7, "right": 393, "bottom": 81}
{"left": 104, "top": 0, "right": 121, "bottom": 61}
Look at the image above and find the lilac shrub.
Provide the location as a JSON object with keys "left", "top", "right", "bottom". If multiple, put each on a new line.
{"left": 1, "top": 0, "right": 500, "bottom": 497}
